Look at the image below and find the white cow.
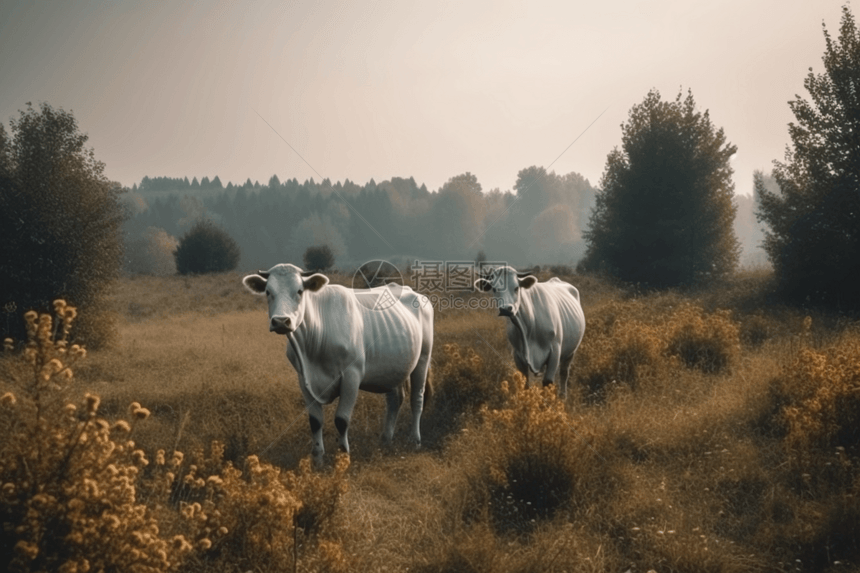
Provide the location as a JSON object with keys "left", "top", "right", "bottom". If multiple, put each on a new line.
{"left": 475, "top": 266, "right": 585, "bottom": 397}
{"left": 243, "top": 264, "right": 433, "bottom": 463}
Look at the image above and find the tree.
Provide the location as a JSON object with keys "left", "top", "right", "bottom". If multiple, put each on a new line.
{"left": 756, "top": 5, "right": 860, "bottom": 306}
{"left": 303, "top": 245, "right": 335, "bottom": 272}
{"left": 429, "top": 172, "right": 485, "bottom": 258}
{"left": 174, "top": 220, "right": 240, "bottom": 274}
{"left": 581, "top": 89, "right": 739, "bottom": 287}
{"left": 0, "top": 102, "right": 125, "bottom": 347}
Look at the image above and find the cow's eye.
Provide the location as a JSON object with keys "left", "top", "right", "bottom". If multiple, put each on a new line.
{"left": 297, "top": 288, "right": 304, "bottom": 296}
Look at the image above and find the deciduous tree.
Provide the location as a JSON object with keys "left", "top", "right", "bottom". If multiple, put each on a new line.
{"left": 581, "top": 89, "right": 739, "bottom": 287}
{"left": 757, "top": 5, "right": 860, "bottom": 306}
{"left": 0, "top": 102, "right": 125, "bottom": 347}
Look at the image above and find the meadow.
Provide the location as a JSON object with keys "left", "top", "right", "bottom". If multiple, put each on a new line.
{"left": 2, "top": 268, "right": 859, "bottom": 572}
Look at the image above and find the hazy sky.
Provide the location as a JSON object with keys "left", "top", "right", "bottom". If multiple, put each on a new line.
{"left": 0, "top": 0, "right": 848, "bottom": 196}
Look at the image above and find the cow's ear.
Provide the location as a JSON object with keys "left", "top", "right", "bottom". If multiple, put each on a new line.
{"left": 243, "top": 274, "right": 267, "bottom": 295}
{"left": 303, "top": 273, "right": 329, "bottom": 292}
{"left": 519, "top": 275, "right": 538, "bottom": 289}
{"left": 474, "top": 278, "right": 493, "bottom": 292}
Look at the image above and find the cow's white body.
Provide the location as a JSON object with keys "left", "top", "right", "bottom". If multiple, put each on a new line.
{"left": 244, "top": 264, "right": 433, "bottom": 463}
{"left": 477, "top": 267, "right": 585, "bottom": 396}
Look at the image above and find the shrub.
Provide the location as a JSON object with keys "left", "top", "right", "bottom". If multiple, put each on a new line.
{"left": 302, "top": 244, "right": 335, "bottom": 272}
{"left": 157, "top": 444, "right": 350, "bottom": 573}
{"left": 777, "top": 331, "right": 860, "bottom": 457}
{"left": 125, "top": 227, "right": 178, "bottom": 276}
{"left": 423, "top": 344, "right": 510, "bottom": 445}
{"left": 0, "top": 102, "right": 125, "bottom": 348}
{"left": 0, "top": 301, "right": 353, "bottom": 573}
{"left": 453, "top": 374, "right": 607, "bottom": 536}
{"left": 0, "top": 302, "right": 194, "bottom": 572}
{"left": 664, "top": 303, "right": 741, "bottom": 374}
{"left": 573, "top": 301, "right": 665, "bottom": 400}
{"left": 174, "top": 220, "right": 240, "bottom": 275}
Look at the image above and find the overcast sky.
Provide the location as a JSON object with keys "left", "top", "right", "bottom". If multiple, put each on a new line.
{"left": 0, "top": 0, "right": 848, "bottom": 196}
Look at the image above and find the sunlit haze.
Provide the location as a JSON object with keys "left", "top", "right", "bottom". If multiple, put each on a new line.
{"left": 0, "top": 0, "right": 846, "bottom": 196}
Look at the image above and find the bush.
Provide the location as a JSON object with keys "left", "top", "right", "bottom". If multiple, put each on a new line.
{"left": 423, "top": 343, "right": 510, "bottom": 445}
{"left": 125, "top": 227, "right": 178, "bottom": 276}
{"left": 171, "top": 448, "right": 351, "bottom": 573}
{"left": 452, "top": 374, "right": 607, "bottom": 536}
{"left": 573, "top": 300, "right": 741, "bottom": 403}
{"left": 0, "top": 102, "right": 125, "bottom": 348}
{"left": 174, "top": 220, "right": 240, "bottom": 275}
{"left": 573, "top": 301, "right": 666, "bottom": 401}
{"left": 664, "top": 303, "right": 741, "bottom": 374}
{"left": 776, "top": 329, "right": 860, "bottom": 457}
{"left": 0, "top": 301, "right": 352, "bottom": 573}
{"left": 0, "top": 302, "right": 194, "bottom": 572}
{"left": 302, "top": 244, "right": 335, "bottom": 272}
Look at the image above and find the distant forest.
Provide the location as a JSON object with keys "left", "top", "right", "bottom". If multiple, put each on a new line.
{"left": 122, "top": 167, "right": 767, "bottom": 271}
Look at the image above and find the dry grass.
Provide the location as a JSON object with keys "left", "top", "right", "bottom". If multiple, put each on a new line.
{"left": 3, "top": 269, "right": 860, "bottom": 572}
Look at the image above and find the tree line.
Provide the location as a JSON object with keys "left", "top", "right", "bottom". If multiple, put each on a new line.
{"left": 122, "top": 169, "right": 599, "bottom": 272}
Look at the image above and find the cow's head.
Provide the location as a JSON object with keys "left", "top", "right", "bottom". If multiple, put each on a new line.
{"left": 474, "top": 266, "right": 537, "bottom": 317}
{"left": 242, "top": 264, "right": 329, "bottom": 334}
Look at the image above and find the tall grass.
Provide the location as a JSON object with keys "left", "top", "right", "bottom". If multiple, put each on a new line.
{"left": 3, "top": 270, "right": 859, "bottom": 571}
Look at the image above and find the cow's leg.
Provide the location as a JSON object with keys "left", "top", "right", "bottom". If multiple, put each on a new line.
{"left": 382, "top": 384, "right": 404, "bottom": 445}
{"left": 513, "top": 352, "right": 530, "bottom": 386}
{"left": 543, "top": 344, "right": 562, "bottom": 391}
{"left": 306, "top": 400, "right": 325, "bottom": 465}
{"left": 557, "top": 353, "right": 574, "bottom": 399}
{"left": 408, "top": 354, "right": 431, "bottom": 447}
{"left": 334, "top": 369, "right": 361, "bottom": 455}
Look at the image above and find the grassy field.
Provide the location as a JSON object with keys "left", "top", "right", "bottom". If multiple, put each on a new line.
{"left": 3, "top": 269, "right": 860, "bottom": 572}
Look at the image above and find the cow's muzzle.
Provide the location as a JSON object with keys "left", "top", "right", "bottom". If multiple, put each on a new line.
{"left": 270, "top": 316, "right": 295, "bottom": 334}
{"left": 498, "top": 306, "right": 514, "bottom": 317}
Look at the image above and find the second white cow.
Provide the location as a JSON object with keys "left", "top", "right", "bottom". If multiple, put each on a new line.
{"left": 475, "top": 266, "right": 585, "bottom": 397}
{"left": 243, "top": 264, "right": 433, "bottom": 463}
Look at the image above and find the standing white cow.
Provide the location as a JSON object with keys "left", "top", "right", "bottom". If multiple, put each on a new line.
{"left": 243, "top": 264, "right": 433, "bottom": 463}
{"left": 475, "top": 266, "right": 585, "bottom": 397}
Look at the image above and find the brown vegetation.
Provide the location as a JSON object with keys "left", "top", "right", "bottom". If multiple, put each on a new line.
{"left": 2, "top": 270, "right": 859, "bottom": 572}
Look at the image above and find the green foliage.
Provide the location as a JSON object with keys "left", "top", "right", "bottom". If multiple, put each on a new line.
{"left": 756, "top": 5, "right": 860, "bottom": 307}
{"left": 581, "top": 89, "right": 739, "bottom": 287}
{"left": 302, "top": 244, "right": 335, "bottom": 272}
{"left": 0, "top": 102, "right": 125, "bottom": 348}
{"left": 174, "top": 220, "right": 240, "bottom": 275}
